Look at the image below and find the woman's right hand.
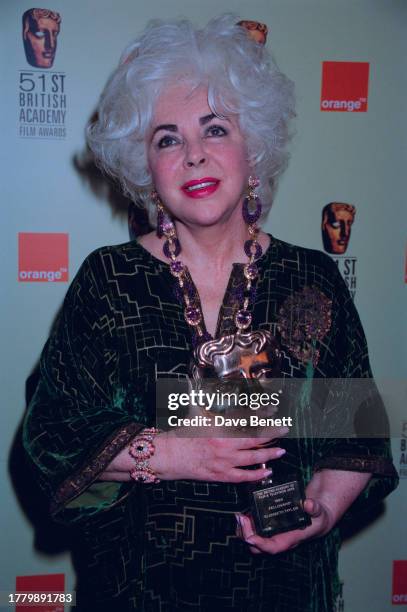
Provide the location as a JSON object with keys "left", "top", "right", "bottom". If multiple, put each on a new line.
{"left": 150, "top": 428, "right": 288, "bottom": 482}
{"left": 98, "top": 427, "right": 289, "bottom": 483}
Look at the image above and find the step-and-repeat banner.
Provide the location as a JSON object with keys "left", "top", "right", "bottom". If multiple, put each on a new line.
{"left": 1, "top": 1, "right": 406, "bottom": 610}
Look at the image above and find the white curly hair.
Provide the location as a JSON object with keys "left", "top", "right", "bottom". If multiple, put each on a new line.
{"left": 86, "top": 14, "right": 295, "bottom": 220}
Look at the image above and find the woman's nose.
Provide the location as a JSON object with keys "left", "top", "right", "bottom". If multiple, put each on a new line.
{"left": 186, "top": 157, "right": 206, "bottom": 168}
{"left": 184, "top": 141, "right": 207, "bottom": 169}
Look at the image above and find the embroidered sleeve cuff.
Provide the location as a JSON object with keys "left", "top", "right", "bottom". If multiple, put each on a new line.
{"left": 314, "top": 455, "right": 398, "bottom": 477}
{"left": 51, "top": 422, "right": 145, "bottom": 519}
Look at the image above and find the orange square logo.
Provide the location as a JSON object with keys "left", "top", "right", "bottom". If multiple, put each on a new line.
{"left": 15, "top": 573, "right": 65, "bottom": 612}
{"left": 321, "top": 61, "right": 369, "bottom": 112}
{"left": 18, "top": 233, "right": 68, "bottom": 282}
{"left": 393, "top": 561, "right": 407, "bottom": 605}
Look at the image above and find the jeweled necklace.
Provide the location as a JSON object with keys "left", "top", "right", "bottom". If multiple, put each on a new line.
{"left": 155, "top": 176, "right": 263, "bottom": 347}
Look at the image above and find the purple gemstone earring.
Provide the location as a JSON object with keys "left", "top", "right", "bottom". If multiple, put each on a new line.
{"left": 151, "top": 190, "right": 181, "bottom": 260}
{"left": 152, "top": 189, "right": 174, "bottom": 239}
{"left": 242, "top": 176, "right": 262, "bottom": 225}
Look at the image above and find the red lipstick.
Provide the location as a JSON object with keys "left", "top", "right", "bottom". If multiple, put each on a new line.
{"left": 181, "top": 177, "right": 220, "bottom": 198}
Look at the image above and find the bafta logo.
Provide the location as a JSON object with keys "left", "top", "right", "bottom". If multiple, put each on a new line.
{"left": 321, "top": 202, "right": 356, "bottom": 255}
{"left": 22, "top": 8, "right": 61, "bottom": 69}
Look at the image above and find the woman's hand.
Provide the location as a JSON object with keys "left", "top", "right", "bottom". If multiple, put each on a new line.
{"left": 235, "top": 469, "right": 372, "bottom": 554}
{"left": 150, "top": 429, "right": 288, "bottom": 482}
{"left": 235, "top": 497, "right": 334, "bottom": 555}
{"left": 98, "top": 427, "right": 289, "bottom": 483}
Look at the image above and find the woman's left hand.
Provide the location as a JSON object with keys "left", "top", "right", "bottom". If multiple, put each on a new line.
{"left": 235, "top": 468, "right": 372, "bottom": 554}
{"left": 235, "top": 497, "right": 334, "bottom": 555}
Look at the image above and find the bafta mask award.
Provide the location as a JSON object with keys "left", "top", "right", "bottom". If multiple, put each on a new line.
{"left": 191, "top": 329, "right": 311, "bottom": 537}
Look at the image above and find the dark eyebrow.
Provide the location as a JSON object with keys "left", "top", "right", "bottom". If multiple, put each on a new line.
{"left": 199, "top": 113, "right": 217, "bottom": 125}
{"left": 200, "top": 113, "right": 231, "bottom": 125}
{"left": 152, "top": 124, "right": 178, "bottom": 136}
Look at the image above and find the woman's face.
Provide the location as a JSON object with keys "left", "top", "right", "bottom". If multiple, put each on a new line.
{"left": 146, "top": 84, "right": 251, "bottom": 228}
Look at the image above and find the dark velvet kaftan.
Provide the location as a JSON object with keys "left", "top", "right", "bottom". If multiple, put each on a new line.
{"left": 23, "top": 236, "right": 398, "bottom": 611}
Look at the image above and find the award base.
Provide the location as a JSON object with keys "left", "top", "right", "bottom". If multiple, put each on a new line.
{"left": 245, "top": 469, "right": 311, "bottom": 538}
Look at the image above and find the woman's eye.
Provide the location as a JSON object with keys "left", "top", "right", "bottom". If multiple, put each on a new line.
{"left": 206, "top": 125, "right": 227, "bottom": 137}
{"left": 157, "top": 135, "right": 178, "bottom": 149}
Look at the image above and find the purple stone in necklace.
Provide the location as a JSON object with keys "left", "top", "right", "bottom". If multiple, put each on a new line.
{"left": 156, "top": 184, "right": 262, "bottom": 343}
{"left": 184, "top": 305, "right": 202, "bottom": 327}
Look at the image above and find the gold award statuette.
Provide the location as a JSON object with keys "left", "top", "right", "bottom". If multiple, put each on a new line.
{"left": 191, "top": 329, "right": 311, "bottom": 537}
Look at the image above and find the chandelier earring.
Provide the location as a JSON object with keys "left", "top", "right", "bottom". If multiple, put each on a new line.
{"left": 242, "top": 176, "right": 262, "bottom": 225}
{"left": 151, "top": 189, "right": 175, "bottom": 240}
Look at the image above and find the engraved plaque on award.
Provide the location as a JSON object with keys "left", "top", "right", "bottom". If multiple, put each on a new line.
{"left": 245, "top": 463, "right": 311, "bottom": 537}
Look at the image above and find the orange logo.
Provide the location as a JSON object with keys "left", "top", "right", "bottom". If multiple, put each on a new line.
{"left": 18, "top": 232, "right": 68, "bottom": 282}
{"left": 393, "top": 561, "right": 407, "bottom": 605}
{"left": 15, "top": 573, "right": 65, "bottom": 612}
{"left": 321, "top": 61, "right": 369, "bottom": 112}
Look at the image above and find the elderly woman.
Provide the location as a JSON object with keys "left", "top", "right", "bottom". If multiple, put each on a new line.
{"left": 23, "top": 15, "right": 397, "bottom": 612}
